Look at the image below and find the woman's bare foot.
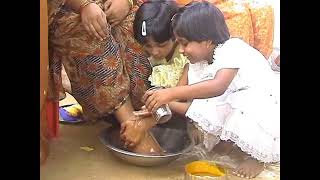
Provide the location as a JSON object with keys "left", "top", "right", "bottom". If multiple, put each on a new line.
{"left": 120, "top": 117, "right": 148, "bottom": 147}
{"left": 233, "top": 158, "right": 264, "bottom": 179}
{"left": 120, "top": 116, "right": 164, "bottom": 154}
{"left": 120, "top": 115, "right": 157, "bottom": 146}
{"left": 115, "top": 98, "right": 161, "bottom": 154}
{"left": 132, "top": 131, "right": 164, "bottom": 155}
{"left": 212, "top": 140, "right": 234, "bottom": 155}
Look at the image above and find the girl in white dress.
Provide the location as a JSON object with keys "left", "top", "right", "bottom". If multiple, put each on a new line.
{"left": 142, "top": 1, "right": 279, "bottom": 179}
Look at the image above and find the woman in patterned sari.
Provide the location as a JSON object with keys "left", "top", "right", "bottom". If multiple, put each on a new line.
{"left": 48, "top": 0, "right": 161, "bottom": 153}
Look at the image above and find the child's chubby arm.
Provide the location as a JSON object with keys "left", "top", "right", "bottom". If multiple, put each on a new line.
{"left": 168, "top": 101, "right": 192, "bottom": 116}
{"left": 177, "top": 68, "right": 239, "bottom": 99}
{"left": 143, "top": 68, "right": 238, "bottom": 112}
{"left": 169, "top": 64, "right": 191, "bottom": 116}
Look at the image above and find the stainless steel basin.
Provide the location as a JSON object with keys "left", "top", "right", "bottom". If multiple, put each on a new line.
{"left": 98, "top": 118, "right": 194, "bottom": 167}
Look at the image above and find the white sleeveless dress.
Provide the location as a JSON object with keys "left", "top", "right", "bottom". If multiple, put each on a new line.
{"left": 185, "top": 38, "right": 280, "bottom": 163}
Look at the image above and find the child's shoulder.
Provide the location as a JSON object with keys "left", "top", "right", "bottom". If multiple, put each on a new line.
{"left": 215, "top": 38, "right": 253, "bottom": 58}
{"left": 223, "top": 38, "right": 249, "bottom": 49}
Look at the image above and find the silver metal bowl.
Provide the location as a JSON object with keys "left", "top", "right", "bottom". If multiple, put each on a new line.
{"left": 98, "top": 118, "right": 194, "bottom": 167}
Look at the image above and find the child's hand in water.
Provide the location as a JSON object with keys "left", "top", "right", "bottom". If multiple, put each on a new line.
{"left": 143, "top": 88, "right": 174, "bottom": 112}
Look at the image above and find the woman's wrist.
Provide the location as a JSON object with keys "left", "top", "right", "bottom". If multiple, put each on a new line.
{"left": 79, "top": 0, "right": 93, "bottom": 14}
{"left": 65, "top": 0, "right": 93, "bottom": 13}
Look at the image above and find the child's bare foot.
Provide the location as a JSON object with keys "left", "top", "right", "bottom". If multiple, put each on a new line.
{"left": 212, "top": 140, "right": 234, "bottom": 155}
{"left": 233, "top": 158, "right": 264, "bottom": 179}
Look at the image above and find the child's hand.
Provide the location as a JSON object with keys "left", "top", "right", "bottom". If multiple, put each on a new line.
{"left": 143, "top": 88, "right": 174, "bottom": 112}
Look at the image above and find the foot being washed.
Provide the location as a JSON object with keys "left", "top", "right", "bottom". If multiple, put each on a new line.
{"left": 120, "top": 113, "right": 164, "bottom": 155}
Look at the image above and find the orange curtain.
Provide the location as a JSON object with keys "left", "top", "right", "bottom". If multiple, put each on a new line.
{"left": 248, "top": 2, "right": 274, "bottom": 58}
{"left": 175, "top": 0, "right": 274, "bottom": 59}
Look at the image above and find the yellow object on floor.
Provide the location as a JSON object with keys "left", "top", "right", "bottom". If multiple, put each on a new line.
{"left": 80, "top": 146, "right": 95, "bottom": 152}
{"left": 185, "top": 161, "right": 226, "bottom": 179}
{"left": 64, "top": 104, "right": 83, "bottom": 117}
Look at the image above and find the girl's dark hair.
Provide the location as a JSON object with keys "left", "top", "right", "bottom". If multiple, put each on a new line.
{"left": 133, "top": 0, "right": 179, "bottom": 45}
{"left": 171, "top": 1, "right": 230, "bottom": 44}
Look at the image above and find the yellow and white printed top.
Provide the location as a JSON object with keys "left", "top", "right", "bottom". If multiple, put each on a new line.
{"left": 148, "top": 45, "right": 189, "bottom": 88}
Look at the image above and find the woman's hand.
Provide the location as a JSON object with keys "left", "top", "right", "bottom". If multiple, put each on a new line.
{"left": 81, "top": 3, "right": 108, "bottom": 41}
{"left": 104, "top": 0, "right": 131, "bottom": 27}
{"left": 142, "top": 88, "right": 175, "bottom": 112}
